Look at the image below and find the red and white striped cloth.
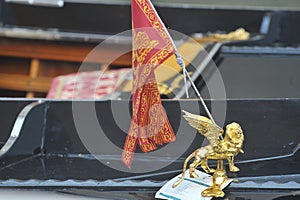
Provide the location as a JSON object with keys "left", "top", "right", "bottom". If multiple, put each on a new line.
{"left": 47, "top": 68, "right": 131, "bottom": 99}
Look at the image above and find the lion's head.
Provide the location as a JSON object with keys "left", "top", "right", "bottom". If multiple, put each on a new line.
{"left": 226, "top": 122, "right": 243, "bottom": 139}
{"left": 224, "top": 122, "right": 244, "bottom": 153}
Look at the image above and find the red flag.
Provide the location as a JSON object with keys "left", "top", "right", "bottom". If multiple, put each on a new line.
{"left": 122, "top": 0, "right": 176, "bottom": 168}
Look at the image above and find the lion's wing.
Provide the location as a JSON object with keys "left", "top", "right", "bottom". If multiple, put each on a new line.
{"left": 182, "top": 110, "right": 223, "bottom": 145}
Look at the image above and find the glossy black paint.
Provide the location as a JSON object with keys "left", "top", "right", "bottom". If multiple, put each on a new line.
{"left": 0, "top": 99, "right": 298, "bottom": 182}
{"left": 1, "top": 2, "right": 264, "bottom": 35}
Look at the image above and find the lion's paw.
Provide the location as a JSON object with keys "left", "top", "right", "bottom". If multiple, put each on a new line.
{"left": 190, "top": 172, "right": 199, "bottom": 178}
{"left": 229, "top": 166, "right": 240, "bottom": 172}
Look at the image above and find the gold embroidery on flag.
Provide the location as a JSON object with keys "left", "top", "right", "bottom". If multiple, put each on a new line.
{"left": 122, "top": 0, "right": 176, "bottom": 168}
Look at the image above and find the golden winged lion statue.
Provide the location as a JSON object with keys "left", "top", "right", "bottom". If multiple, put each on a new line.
{"left": 173, "top": 110, "right": 244, "bottom": 196}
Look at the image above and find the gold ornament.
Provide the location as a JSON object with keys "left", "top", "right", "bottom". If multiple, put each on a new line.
{"left": 173, "top": 110, "right": 244, "bottom": 197}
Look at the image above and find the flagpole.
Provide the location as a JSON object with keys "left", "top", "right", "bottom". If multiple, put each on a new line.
{"left": 184, "top": 69, "right": 216, "bottom": 125}
{"left": 176, "top": 53, "right": 216, "bottom": 125}
{"left": 175, "top": 53, "right": 189, "bottom": 98}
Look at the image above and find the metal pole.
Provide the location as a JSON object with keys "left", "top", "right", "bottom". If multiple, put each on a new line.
{"left": 183, "top": 69, "right": 216, "bottom": 125}
{"left": 175, "top": 53, "right": 189, "bottom": 98}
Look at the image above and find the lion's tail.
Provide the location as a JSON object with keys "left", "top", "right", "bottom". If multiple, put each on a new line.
{"left": 172, "top": 151, "right": 196, "bottom": 188}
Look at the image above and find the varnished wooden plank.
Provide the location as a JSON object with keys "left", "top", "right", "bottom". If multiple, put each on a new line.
{"left": 0, "top": 73, "right": 52, "bottom": 93}
{"left": 0, "top": 57, "right": 30, "bottom": 75}
{"left": 0, "top": 38, "right": 132, "bottom": 66}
